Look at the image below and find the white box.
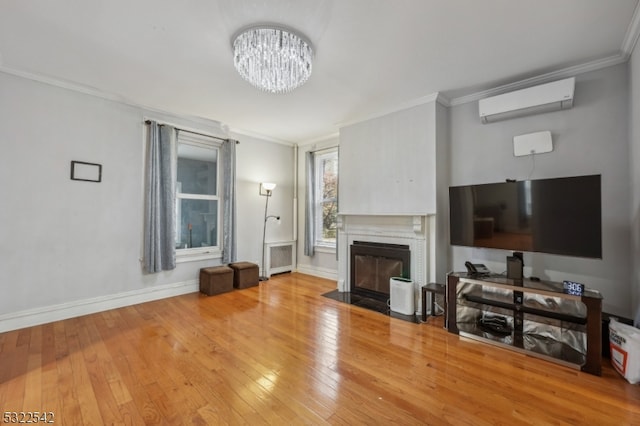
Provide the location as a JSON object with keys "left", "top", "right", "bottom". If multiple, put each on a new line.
{"left": 513, "top": 130, "right": 553, "bottom": 156}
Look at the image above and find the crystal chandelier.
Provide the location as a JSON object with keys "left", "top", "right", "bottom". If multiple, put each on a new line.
{"left": 232, "top": 26, "right": 313, "bottom": 94}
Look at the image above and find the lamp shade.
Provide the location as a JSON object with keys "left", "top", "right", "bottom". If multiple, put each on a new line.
{"left": 260, "top": 182, "right": 276, "bottom": 196}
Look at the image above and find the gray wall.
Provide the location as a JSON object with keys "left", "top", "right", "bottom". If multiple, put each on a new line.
{"left": 434, "top": 101, "right": 450, "bottom": 283}
{"left": 0, "top": 71, "right": 293, "bottom": 330}
{"left": 448, "top": 63, "right": 632, "bottom": 317}
{"left": 630, "top": 43, "right": 640, "bottom": 326}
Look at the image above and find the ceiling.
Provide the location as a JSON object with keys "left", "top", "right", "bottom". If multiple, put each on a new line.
{"left": 1, "top": 0, "right": 639, "bottom": 143}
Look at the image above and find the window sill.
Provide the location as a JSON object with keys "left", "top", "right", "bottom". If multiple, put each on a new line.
{"left": 176, "top": 247, "right": 222, "bottom": 263}
{"left": 314, "top": 245, "right": 336, "bottom": 254}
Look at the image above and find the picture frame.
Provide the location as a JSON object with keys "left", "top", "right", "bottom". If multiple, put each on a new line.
{"left": 70, "top": 160, "right": 102, "bottom": 183}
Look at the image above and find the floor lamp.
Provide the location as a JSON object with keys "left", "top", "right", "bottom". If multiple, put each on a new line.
{"left": 260, "top": 182, "right": 280, "bottom": 281}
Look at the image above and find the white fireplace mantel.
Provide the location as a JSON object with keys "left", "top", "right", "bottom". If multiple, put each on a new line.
{"left": 336, "top": 213, "right": 433, "bottom": 313}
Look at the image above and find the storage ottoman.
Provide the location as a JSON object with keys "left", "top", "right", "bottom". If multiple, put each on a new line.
{"left": 199, "top": 265, "right": 234, "bottom": 296}
{"left": 229, "top": 262, "right": 260, "bottom": 289}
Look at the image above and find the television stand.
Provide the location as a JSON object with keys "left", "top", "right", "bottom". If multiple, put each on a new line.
{"left": 446, "top": 273, "right": 602, "bottom": 375}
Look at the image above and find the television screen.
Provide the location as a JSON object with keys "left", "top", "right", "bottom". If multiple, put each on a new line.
{"left": 449, "top": 175, "right": 602, "bottom": 258}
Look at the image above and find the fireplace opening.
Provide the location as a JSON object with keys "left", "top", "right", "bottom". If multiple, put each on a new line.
{"left": 350, "top": 241, "right": 411, "bottom": 301}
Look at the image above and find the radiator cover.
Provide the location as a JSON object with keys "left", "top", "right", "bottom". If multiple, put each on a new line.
{"left": 265, "top": 241, "right": 295, "bottom": 277}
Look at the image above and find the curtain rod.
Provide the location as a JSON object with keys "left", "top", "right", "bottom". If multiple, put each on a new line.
{"left": 144, "top": 120, "right": 238, "bottom": 144}
{"left": 309, "top": 145, "right": 338, "bottom": 154}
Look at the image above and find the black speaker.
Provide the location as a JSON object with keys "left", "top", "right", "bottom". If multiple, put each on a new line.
{"left": 506, "top": 255, "right": 523, "bottom": 280}
{"left": 512, "top": 251, "right": 524, "bottom": 265}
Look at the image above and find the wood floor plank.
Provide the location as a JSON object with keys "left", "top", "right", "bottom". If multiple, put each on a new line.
{"left": 1, "top": 350, "right": 28, "bottom": 413}
{"left": 1, "top": 272, "right": 639, "bottom": 425}
{"left": 22, "top": 353, "right": 42, "bottom": 412}
{"left": 54, "top": 323, "right": 83, "bottom": 425}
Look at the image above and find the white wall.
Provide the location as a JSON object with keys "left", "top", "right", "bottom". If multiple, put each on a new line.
{"left": 630, "top": 42, "right": 640, "bottom": 326}
{"left": 339, "top": 102, "right": 437, "bottom": 215}
{"left": 0, "top": 71, "right": 293, "bottom": 331}
{"left": 449, "top": 63, "right": 632, "bottom": 317}
{"left": 231, "top": 132, "right": 294, "bottom": 273}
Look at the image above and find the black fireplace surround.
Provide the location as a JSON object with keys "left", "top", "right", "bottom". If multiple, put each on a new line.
{"left": 350, "top": 241, "right": 411, "bottom": 300}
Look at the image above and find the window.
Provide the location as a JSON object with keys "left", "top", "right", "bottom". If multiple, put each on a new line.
{"left": 314, "top": 149, "right": 338, "bottom": 247}
{"left": 176, "top": 133, "right": 222, "bottom": 257}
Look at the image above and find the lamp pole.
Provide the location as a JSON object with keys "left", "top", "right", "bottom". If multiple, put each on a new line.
{"left": 259, "top": 183, "right": 280, "bottom": 281}
{"left": 260, "top": 190, "right": 271, "bottom": 281}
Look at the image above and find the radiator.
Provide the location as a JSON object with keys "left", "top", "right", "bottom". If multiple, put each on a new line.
{"left": 265, "top": 241, "right": 296, "bottom": 277}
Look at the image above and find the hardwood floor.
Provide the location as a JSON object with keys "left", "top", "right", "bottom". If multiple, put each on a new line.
{"left": 1, "top": 273, "right": 639, "bottom": 425}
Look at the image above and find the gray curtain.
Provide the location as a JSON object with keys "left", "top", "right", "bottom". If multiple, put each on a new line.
{"left": 222, "top": 139, "right": 237, "bottom": 263}
{"left": 143, "top": 121, "right": 177, "bottom": 273}
{"left": 304, "top": 151, "right": 316, "bottom": 256}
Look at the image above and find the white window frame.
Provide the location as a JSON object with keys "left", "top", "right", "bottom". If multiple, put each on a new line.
{"left": 175, "top": 132, "right": 223, "bottom": 263}
{"left": 314, "top": 149, "right": 338, "bottom": 250}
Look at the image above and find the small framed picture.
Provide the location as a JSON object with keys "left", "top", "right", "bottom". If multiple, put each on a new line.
{"left": 70, "top": 161, "right": 102, "bottom": 182}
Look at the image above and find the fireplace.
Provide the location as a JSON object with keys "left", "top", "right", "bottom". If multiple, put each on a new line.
{"left": 337, "top": 214, "right": 430, "bottom": 314}
{"left": 350, "top": 241, "right": 411, "bottom": 300}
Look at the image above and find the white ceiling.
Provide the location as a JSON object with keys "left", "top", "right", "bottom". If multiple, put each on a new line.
{"left": 1, "top": 0, "right": 639, "bottom": 143}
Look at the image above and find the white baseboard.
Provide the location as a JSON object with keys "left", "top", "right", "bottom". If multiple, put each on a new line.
{"left": 0, "top": 280, "right": 198, "bottom": 333}
{"left": 295, "top": 264, "right": 338, "bottom": 282}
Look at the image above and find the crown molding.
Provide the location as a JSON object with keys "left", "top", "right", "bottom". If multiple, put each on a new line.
{"left": 621, "top": 0, "right": 640, "bottom": 59}
{"left": 298, "top": 132, "right": 340, "bottom": 147}
{"left": 435, "top": 92, "right": 452, "bottom": 107}
{"left": 1, "top": 65, "right": 131, "bottom": 104}
{"left": 6, "top": 1, "right": 640, "bottom": 140}
{"left": 336, "top": 92, "right": 442, "bottom": 129}
{"left": 450, "top": 4, "right": 640, "bottom": 108}
{"left": 0, "top": 65, "right": 230, "bottom": 136}
{"left": 1, "top": 64, "right": 326, "bottom": 147}
{"left": 227, "top": 126, "right": 296, "bottom": 146}
{"left": 448, "top": 53, "right": 627, "bottom": 107}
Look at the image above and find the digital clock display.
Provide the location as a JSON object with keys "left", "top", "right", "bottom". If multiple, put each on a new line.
{"left": 562, "top": 280, "right": 585, "bottom": 296}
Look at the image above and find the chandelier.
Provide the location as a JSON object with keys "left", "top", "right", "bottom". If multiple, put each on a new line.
{"left": 232, "top": 25, "right": 313, "bottom": 94}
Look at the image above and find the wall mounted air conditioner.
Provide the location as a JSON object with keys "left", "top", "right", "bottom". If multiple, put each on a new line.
{"left": 479, "top": 77, "right": 575, "bottom": 124}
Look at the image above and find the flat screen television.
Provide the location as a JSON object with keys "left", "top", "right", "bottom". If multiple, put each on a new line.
{"left": 449, "top": 174, "right": 602, "bottom": 258}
